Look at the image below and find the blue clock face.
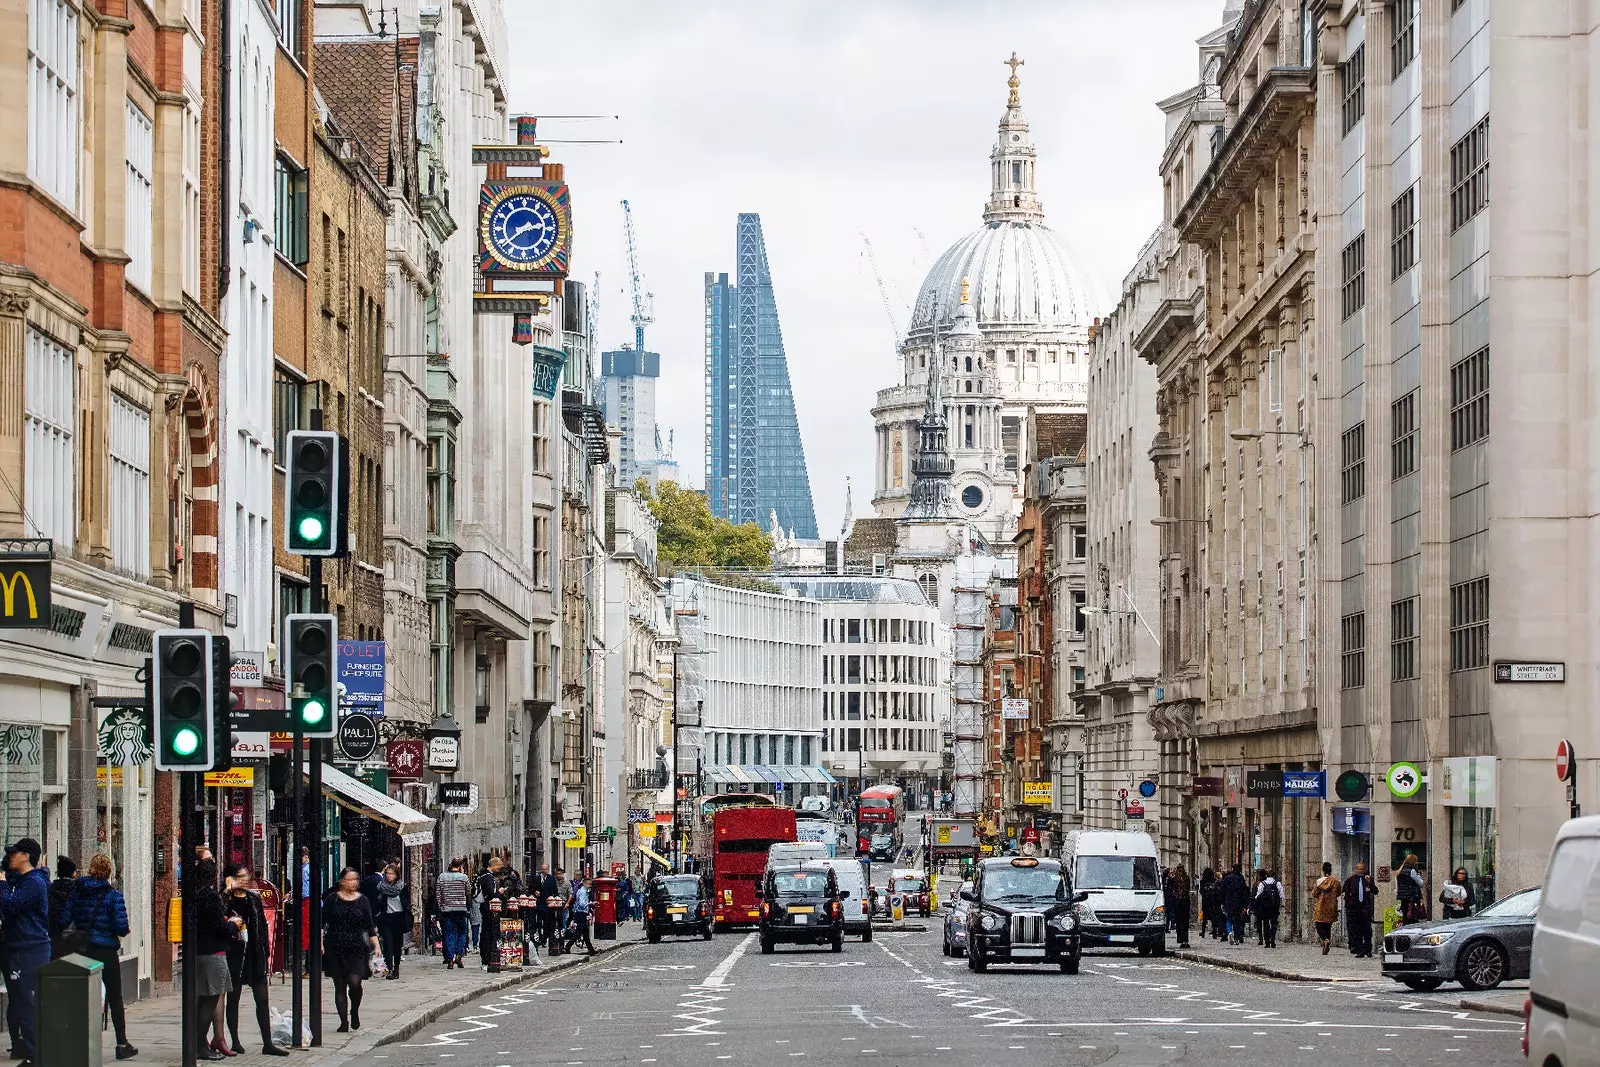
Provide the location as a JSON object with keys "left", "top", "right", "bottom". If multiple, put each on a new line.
{"left": 488, "top": 193, "right": 560, "bottom": 265}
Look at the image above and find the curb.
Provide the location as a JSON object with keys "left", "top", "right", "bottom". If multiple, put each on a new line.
{"left": 321, "top": 938, "right": 644, "bottom": 1065}
{"left": 1459, "top": 996, "right": 1524, "bottom": 1018}
{"left": 1170, "top": 948, "right": 1378, "bottom": 983}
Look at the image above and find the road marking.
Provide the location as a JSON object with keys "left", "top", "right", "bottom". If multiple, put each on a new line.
{"left": 700, "top": 934, "right": 754, "bottom": 989}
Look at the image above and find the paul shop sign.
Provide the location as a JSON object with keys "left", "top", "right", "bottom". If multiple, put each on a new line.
{"left": 1245, "top": 770, "right": 1326, "bottom": 799}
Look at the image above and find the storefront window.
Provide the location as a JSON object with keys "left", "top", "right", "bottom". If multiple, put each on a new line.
{"left": 0, "top": 725, "right": 45, "bottom": 849}
{"left": 1449, "top": 807, "right": 1496, "bottom": 908}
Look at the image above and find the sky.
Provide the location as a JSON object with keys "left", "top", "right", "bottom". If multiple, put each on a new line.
{"left": 501, "top": 1, "right": 1225, "bottom": 533}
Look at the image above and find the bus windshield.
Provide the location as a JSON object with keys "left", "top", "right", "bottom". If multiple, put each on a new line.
{"left": 1075, "top": 855, "right": 1160, "bottom": 890}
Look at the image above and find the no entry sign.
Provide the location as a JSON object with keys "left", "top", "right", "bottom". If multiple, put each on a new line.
{"left": 1557, "top": 739, "right": 1576, "bottom": 783}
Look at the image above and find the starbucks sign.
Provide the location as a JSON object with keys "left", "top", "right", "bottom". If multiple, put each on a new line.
{"left": 97, "top": 707, "right": 152, "bottom": 766}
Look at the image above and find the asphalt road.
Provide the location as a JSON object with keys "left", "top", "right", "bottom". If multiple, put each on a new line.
{"left": 375, "top": 921, "right": 1525, "bottom": 1066}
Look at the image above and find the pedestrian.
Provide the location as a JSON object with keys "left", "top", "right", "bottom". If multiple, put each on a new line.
{"left": 1161, "top": 868, "right": 1174, "bottom": 931}
{"left": 47, "top": 856, "right": 77, "bottom": 959}
{"left": 374, "top": 863, "right": 411, "bottom": 979}
{"left": 1167, "top": 863, "right": 1192, "bottom": 948}
{"left": 63, "top": 854, "right": 138, "bottom": 1059}
{"left": 475, "top": 856, "right": 503, "bottom": 968}
{"left": 1251, "top": 869, "right": 1267, "bottom": 944}
{"left": 567, "top": 875, "right": 597, "bottom": 955}
{"left": 299, "top": 847, "right": 312, "bottom": 961}
{"left": 323, "top": 868, "right": 380, "bottom": 1032}
{"left": 552, "top": 866, "right": 572, "bottom": 943}
{"left": 468, "top": 869, "right": 483, "bottom": 951}
{"left": 1217, "top": 863, "right": 1250, "bottom": 945}
{"left": 1254, "top": 869, "right": 1284, "bottom": 948}
{"left": 1197, "top": 867, "right": 1218, "bottom": 939}
{"left": 616, "top": 874, "right": 633, "bottom": 923}
{"left": 190, "top": 856, "right": 240, "bottom": 1060}
{"left": 359, "top": 862, "right": 384, "bottom": 913}
{"left": 1439, "top": 866, "right": 1476, "bottom": 920}
{"left": 0, "top": 839, "right": 50, "bottom": 1067}
{"left": 435, "top": 858, "right": 471, "bottom": 969}
{"left": 534, "top": 864, "right": 559, "bottom": 948}
{"left": 1311, "top": 861, "right": 1342, "bottom": 955}
{"left": 1395, "top": 854, "right": 1426, "bottom": 925}
{"left": 1343, "top": 862, "right": 1379, "bottom": 958}
{"left": 223, "top": 863, "right": 287, "bottom": 1056}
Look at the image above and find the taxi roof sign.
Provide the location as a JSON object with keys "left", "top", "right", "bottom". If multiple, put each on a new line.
{"left": 1010, "top": 857, "right": 1039, "bottom": 867}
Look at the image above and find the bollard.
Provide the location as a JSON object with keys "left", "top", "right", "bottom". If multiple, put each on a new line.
{"left": 39, "top": 954, "right": 103, "bottom": 1067}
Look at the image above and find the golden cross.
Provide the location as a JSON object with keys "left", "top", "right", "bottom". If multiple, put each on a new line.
{"left": 1005, "top": 52, "right": 1025, "bottom": 79}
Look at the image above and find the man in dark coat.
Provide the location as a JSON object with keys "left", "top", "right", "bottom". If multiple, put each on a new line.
{"left": 476, "top": 857, "right": 504, "bottom": 968}
{"left": 1343, "top": 862, "right": 1379, "bottom": 958}
{"left": 1216, "top": 863, "right": 1250, "bottom": 945}
{"left": 1168, "top": 864, "right": 1193, "bottom": 948}
{"left": 47, "top": 857, "right": 76, "bottom": 959}
{"left": 532, "top": 864, "right": 559, "bottom": 948}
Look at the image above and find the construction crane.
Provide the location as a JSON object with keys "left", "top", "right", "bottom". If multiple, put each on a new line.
{"left": 620, "top": 199, "right": 654, "bottom": 353}
{"left": 860, "top": 233, "right": 907, "bottom": 346}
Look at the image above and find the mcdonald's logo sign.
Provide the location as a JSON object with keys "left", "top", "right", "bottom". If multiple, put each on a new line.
{"left": 0, "top": 542, "right": 51, "bottom": 629}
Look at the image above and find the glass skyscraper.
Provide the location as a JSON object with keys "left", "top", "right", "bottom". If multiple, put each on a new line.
{"left": 703, "top": 213, "right": 818, "bottom": 538}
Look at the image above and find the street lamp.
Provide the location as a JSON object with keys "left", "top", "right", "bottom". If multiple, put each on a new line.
{"left": 1230, "top": 427, "right": 1308, "bottom": 444}
{"left": 670, "top": 647, "right": 716, "bottom": 872}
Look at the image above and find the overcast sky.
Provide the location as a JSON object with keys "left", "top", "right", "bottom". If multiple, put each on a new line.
{"left": 502, "top": 1, "right": 1225, "bottom": 533}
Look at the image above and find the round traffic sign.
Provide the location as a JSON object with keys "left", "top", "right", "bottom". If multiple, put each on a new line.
{"left": 1557, "top": 739, "right": 1577, "bottom": 783}
{"left": 1386, "top": 761, "right": 1423, "bottom": 799}
{"left": 1335, "top": 769, "right": 1370, "bottom": 802}
{"left": 1118, "top": 787, "right": 1129, "bottom": 800}
{"left": 1138, "top": 780, "right": 1157, "bottom": 798}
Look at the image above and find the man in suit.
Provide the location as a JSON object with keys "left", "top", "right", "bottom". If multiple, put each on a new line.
{"left": 475, "top": 856, "right": 503, "bottom": 968}
{"left": 1216, "top": 863, "right": 1250, "bottom": 945}
{"left": 1343, "top": 862, "right": 1379, "bottom": 957}
{"left": 533, "top": 864, "right": 559, "bottom": 948}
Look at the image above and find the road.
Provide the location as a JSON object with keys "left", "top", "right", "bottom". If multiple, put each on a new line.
{"left": 375, "top": 919, "right": 1525, "bottom": 1066}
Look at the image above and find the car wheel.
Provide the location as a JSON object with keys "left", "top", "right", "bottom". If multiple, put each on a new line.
{"left": 647, "top": 930, "right": 661, "bottom": 944}
{"left": 1060, "top": 954, "right": 1080, "bottom": 975}
{"left": 1150, "top": 940, "right": 1167, "bottom": 958}
{"left": 1401, "top": 977, "right": 1444, "bottom": 992}
{"left": 831, "top": 935, "right": 844, "bottom": 953}
{"left": 863, "top": 927, "right": 873, "bottom": 943}
{"left": 1137, "top": 943, "right": 1152, "bottom": 957}
{"left": 760, "top": 937, "right": 774, "bottom": 955}
{"left": 968, "top": 950, "right": 987, "bottom": 973}
{"left": 942, "top": 939, "right": 951, "bottom": 956}
{"left": 1457, "top": 939, "right": 1508, "bottom": 991}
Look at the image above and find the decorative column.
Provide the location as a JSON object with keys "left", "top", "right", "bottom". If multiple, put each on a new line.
{"left": 0, "top": 291, "right": 28, "bottom": 532}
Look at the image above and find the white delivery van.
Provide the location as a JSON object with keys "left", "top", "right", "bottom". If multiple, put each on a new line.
{"left": 814, "top": 856, "right": 873, "bottom": 941}
{"left": 1059, "top": 830, "right": 1166, "bottom": 956}
{"left": 1526, "top": 814, "right": 1600, "bottom": 1066}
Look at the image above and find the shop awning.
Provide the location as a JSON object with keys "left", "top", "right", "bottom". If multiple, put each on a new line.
{"left": 306, "top": 762, "right": 436, "bottom": 846}
{"left": 726, "top": 765, "right": 756, "bottom": 785}
{"left": 638, "top": 845, "right": 672, "bottom": 869}
{"left": 751, "top": 764, "right": 781, "bottom": 784}
{"left": 813, "top": 766, "right": 838, "bottom": 784}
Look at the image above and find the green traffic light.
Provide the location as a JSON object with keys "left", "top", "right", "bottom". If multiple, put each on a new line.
{"left": 298, "top": 515, "right": 325, "bottom": 543}
{"left": 301, "top": 699, "right": 327, "bottom": 726}
{"left": 172, "top": 727, "right": 201, "bottom": 757}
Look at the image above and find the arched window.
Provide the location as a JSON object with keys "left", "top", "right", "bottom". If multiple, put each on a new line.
{"left": 918, "top": 572, "right": 939, "bottom": 607}
{"left": 964, "top": 356, "right": 972, "bottom": 372}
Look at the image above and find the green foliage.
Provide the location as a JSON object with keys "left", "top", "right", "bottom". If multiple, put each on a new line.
{"left": 639, "top": 479, "right": 774, "bottom": 575}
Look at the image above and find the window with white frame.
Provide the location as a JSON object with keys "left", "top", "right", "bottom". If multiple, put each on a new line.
{"left": 28, "top": 0, "right": 78, "bottom": 210}
{"left": 109, "top": 394, "right": 151, "bottom": 577}
{"left": 183, "top": 105, "right": 201, "bottom": 297}
{"left": 125, "top": 101, "right": 154, "bottom": 292}
{"left": 24, "top": 327, "right": 76, "bottom": 547}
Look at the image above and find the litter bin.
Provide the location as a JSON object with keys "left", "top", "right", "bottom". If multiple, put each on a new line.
{"left": 592, "top": 876, "right": 618, "bottom": 940}
{"left": 39, "top": 953, "right": 103, "bottom": 1067}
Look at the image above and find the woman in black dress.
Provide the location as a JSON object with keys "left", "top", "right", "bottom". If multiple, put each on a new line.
{"left": 322, "top": 868, "right": 379, "bottom": 1032}
{"left": 224, "top": 864, "right": 287, "bottom": 1055}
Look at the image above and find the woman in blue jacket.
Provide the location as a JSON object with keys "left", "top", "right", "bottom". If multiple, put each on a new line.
{"left": 67, "top": 854, "right": 136, "bottom": 1060}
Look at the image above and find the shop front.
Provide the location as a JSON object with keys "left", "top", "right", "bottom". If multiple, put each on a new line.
{"left": 1439, "top": 755, "right": 1497, "bottom": 908}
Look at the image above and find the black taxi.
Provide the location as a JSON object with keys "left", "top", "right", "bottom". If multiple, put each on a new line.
{"left": 758, "top": 861, "right": 845, "bottom": 954}
{"left": 644, "top": 874, "right": 714, "bottom": 943}
{"left": 962, "top": 855, "right": 1084, "bottom": 974}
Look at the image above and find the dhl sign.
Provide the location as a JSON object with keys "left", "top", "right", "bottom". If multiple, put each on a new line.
{"left": 0, "top": 542, "right": 51, "bottom": 629}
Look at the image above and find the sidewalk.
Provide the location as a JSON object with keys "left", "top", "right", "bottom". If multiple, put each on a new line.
{"left": 108, "top": 935, "right": 643, "bottom": 1067}
{"left": 1172, "top": 935, "right": 1527, "bottom": 1017}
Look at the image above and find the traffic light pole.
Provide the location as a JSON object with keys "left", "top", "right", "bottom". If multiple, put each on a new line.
{"left": 308, "top": 557, "right": 325, "bottom": 1044}
{"left": 291, "top": 720, "right": 304, "bottom": 1048}
{"left": 176, "top": 601, "right": 197, "bottom": 1067}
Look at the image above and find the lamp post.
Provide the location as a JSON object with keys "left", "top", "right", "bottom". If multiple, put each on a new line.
{"left": 671, "top": 648, "right": 715, "bottom": 872}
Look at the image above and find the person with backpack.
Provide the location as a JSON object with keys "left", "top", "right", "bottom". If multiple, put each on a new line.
{"left": 47, "top": 856, "right": 77, "bottom": 960}
{"left": 1197, "top": 868, "right": 1219, "bottom": 940}
{"left": 1395, "top": 854, "right": 1427, "bottom": 925}
{"left": 434, "top": 858, "right": 471, "bottom": 969}
{"left": 64, "top": 854, "right": 137, "bottom": 1060}
{"left": 1253, "top": 868, "right": 1284, "bottom": 948}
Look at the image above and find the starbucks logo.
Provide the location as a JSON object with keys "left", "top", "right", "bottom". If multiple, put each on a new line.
{"left": 0, "top": 725, "right": 40, "bottom": 765}
{"left": 97, "top": 707, "right": 152, "bottom": 766}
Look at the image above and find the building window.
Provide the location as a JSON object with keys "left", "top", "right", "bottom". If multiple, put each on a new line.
{"left": 1391, "top": 390, "right": 1417, "bottom": 478}
{"left": 1071, "top": 590, "right": 1086, "bottom": 635}
{"left": 182, "top": 105, "right": 201, "bottom": 296}
{"left": 1340, "top": 611, "right": 1365, "bottom": 689}
{"left": 918, "top": 572, "right": 938, "bottom": 607}
{"left": 1450, "top": 346, "right": 1489, "bottom": 451}
{"left": 275, "top": 155, "right": 309, "bottom": 267}
{"left": 1391, "top": 597, "right": 1418, "bottom": 681}
{"left": 1450, "top": 576, "right": 1489, "bottom": 671}
{"left": 27, "top": 0, "right": 78, "bottom": 210}
{"left": 1340, "top": 233, "right": 1366, "bottom": 320}
{"left": 1071, "top": 526, "right": 1087, "bottom": 559}
{"left": 1390, "top": 184, "right": 1417, "bottom": 280}
{"left": 531, "top": 513, "right": 549, "bottom": 589}
{"left": 1390, "top": 0, "right": 1417, "bottom": 79}
{"left": 1340, "top": 422, "right": 1365, "bottom": 504}
{"left": 24, "top": 327, "right": 76, "bottom": 547}
{"left": 108, "top": 394, "right": 151, "bottom": 578}
{"left": 1450, "top": 116, "right": 1490, "bottom": 231}
{"left": 278, "top": 0, "right": 304, "bottom": 62}
{"left": 532, "top": 400, "right": 551, "bottom": 475}
{"left": 278, "top": 575, "right": 310, "bottom": 627}
{"left": 124, "top": 101, "right": 153, "bottom": 293}
{"left": 1339, "top": 43, "right": 1365, "bottom": 136}
{"left": 846, "top": 619, "right": 861, "bottom": 643}
{"left": 272, "top": 365, "right": 304, "bottom": 463}
{"left": 847, "top": 656, "right": 861, "bottom": 684}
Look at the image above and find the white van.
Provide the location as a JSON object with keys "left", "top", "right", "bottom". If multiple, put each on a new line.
{"left": 1059, "top": 830, "right": 1166, "bottom": 956}
{"left": 768, "top": 841, "right": 831, "bottom": 869}
{"left": 813, "top": 856, "right": 873, "bottom": 941}
{"left": 1526, "top": 814, "right": 1600, "bottom": 1066}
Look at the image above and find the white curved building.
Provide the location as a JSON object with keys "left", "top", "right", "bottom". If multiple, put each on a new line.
{"left": 872, "top": 62, "right": 1101, "bottom": 546}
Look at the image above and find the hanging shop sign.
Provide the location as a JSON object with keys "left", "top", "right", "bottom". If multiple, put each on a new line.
{"left": 203, "top": 768, "right": 255, "bottom": 788}
{"left": 1282, "top": 770, "right": 1326, "bottom": 798}
{"left": 439, "top": 782, "right": 479, "bottom": 815}
{"left": 426, "top": 734, "right": 460, "bottom": 772}
{"left": 0, "top": 540, "right": 51, "bottom": 629}
{"left": 1440, "top": 756, "right": 1496, "bottom": 808}
{"left": 473, "top": 117, "right": 573, "bottom": 350}
{"left": 1331, "top": 806, "right": 1372, "bottom": 835}
{"left": 387, "top": 739, "right": 425, "bottom": 780}
{"left": 1386, "top": 761, "right": 1424, "bottom": 800}
{"left": 1021, "top": 781, "right": 1052, "bottom": 805}
{"left": 1334, "top": 769, "right": 1370, "bottom": 802}
{"left": 336, "top": 713, "right": 379, "bottom": 763}
{"left": 1190, "top": 776, "right": 1224, "bottom": 798}
{"left": 1493, "top": 661, "right": 1565, "bottom": 683}
{"left": 97, "top": 705, "right": 152, "bottom": 766}
{"left": 1246, "top": 770, "right": 1285, "bottom": 798}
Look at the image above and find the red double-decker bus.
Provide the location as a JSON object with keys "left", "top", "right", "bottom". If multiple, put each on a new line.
{"left": 856, "top": 784, "right": 905, "bottom": 857}
{"left": 699, "top": 803, "right": 796, "bottom": 928}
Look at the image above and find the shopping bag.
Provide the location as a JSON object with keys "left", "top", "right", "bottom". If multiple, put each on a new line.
{"left": 369, "top": 950, "right": 389, "bottom": 978}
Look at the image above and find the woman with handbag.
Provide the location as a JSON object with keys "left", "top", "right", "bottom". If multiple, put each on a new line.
{"left": 191, "top": 857, "right": 242, "bottom": 1060}
{"left": 65, "top": 854, "right": 137, "bottom": 1060}
{"left": 373, "top": 864, "right": 411, "bottom": 979}
{"left": 224, "top": 864, "right": 287, "bottom": 1055}
{"left": 322, "top": 868, "right": 380, "bottom": 1032}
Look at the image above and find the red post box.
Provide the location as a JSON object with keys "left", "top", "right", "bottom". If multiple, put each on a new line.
{"left": 592, "top": 876, "right": 618, "bottom": 940}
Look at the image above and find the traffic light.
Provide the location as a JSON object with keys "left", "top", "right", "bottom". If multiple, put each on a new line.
{"left": 211, "top": 634, "right": 234, "bottom": 772}
{"left": 284, "top": 613, "right": 337, "bottom": 737}
{"left": 153, "top": 629, "right": 215, "bottom": 771}
{"left": 284, "top": 430, "right": 346, "bottom": 556}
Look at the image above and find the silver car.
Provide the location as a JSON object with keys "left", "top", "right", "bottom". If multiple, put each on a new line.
{"left": 1380, "top": 886, "right": 1540, "bottom": 991}
{"left": 942, "top": 880, "right": 975, "bottom": 957}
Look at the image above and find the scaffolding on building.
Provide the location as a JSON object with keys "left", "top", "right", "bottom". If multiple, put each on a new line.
{"left": 950, "top": 554, "right": 1000, "bottom": 816}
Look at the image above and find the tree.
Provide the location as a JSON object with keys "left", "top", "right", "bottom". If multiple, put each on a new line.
{"left": 639, "top": 479, "right": 773, "bottom": 574}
